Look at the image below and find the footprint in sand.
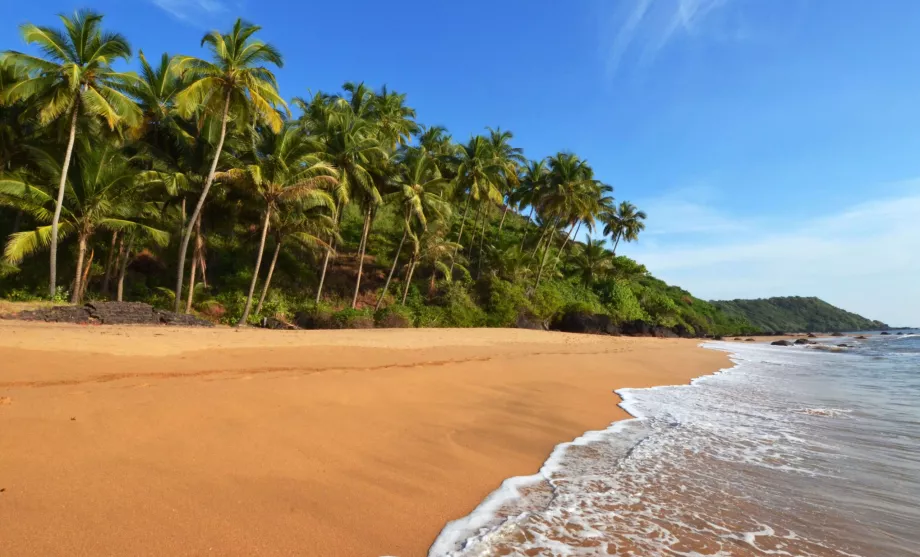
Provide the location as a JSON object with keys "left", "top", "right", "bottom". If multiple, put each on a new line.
{"left": 0, "top": 396, "right": 12, "bottom": 406}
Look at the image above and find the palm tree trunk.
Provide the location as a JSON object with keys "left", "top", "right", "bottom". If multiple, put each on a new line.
{"left": 101, "top": 231, "right": 119, "bottom": 295}
{"left": 238, "top": 205, "right": 273, "bottom": 326}
{"left": 519, "top": 206, "right": 535, "bottom": 250}
{"left": 50, "top": 107, "right": 79, "bottom": 298}
{"left": 351, "top": 208, "right": 373, "bottom": 309}
{"left": 533, "top": 220, "right": 559, "bottom": 293}
{"left": 78, "top": 248, "right": 94, "bottom": 303}
{"left": 315, "top": 201, "right": 343, "bottom": 304}
{"left": 185, "top": 217, "right": 203, "bottom": 313}
{"left": 375, "top": 221, "right": 408, "bottom": 311}
{"left": 116, "top": 233, "right": 135, "bottom": 302}
{"left": 551, "top": 222, "right": 580, "bottom": 273}
{"left": 497, "top": 206, "right": 509, "bottom": 235}
{"left": 450, "top": 193, "right": 472, "bottom": 273}
{"left": 611, "top": 233, "right": 622, "bottom": 256}
{"left": 255, "top": 239, "right": 282, "bottom": 316}
{"left": 477, "top": 207, "right": 488, "bottom": 278}
{"left": 401, "top": 256, "right": 417, "bottom": 305}
{"left": 531, "top": 221, "right": 552, "bottom": 259}
{"left": 70, "top": 233, "right": 88, "bottom": 304}
{"left": 174, "top": 90, "right": 232, "bottom": 312}
{"left": 468, "top": 205, "right": 482, "bottom": 258}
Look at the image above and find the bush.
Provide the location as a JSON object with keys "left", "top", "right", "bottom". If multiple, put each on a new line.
{"left": 532, "top": 279, "right": 604, "bottom": 322}
{"left": 481, "top": 277, "right": 532, "bottom": 327}
{"left": 437, "top": 283, "right": 486, "bottom": 327}
{"left": 413, "top": 305, "right": 446, "bottom": 328}
{"left": 375, "top": 305, "right": 413, "bottom": 328}
{"left": 330, "top": 307, "right": 374, "bottom": 329}
{"left": 599, "top": 280, "right": 648, "bottom": 323}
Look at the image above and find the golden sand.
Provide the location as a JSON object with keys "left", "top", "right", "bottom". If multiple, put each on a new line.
{"left": 0, "top": 321, "right": 728, "bottom": 556}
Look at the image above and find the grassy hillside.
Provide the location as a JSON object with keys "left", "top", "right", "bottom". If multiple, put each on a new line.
{"left": 712, "top": 296, "right": 887, "bottom": 333}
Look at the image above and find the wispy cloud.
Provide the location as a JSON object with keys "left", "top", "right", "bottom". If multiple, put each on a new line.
{"left": 149, "top": 0, "right": 228, "bottom": 21}
{"left": 601, "top": 0, "right": 738, "bottom": 77}
{"left": 620, "top": 191, "right": 920, "bottom": 326}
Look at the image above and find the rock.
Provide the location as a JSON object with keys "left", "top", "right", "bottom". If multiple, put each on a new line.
{"left": 745, "top": 338, "right": 756, "bottom": 342}
{"left": 881, "top": 332, "right": 891, "bottom": 335}
{"left": 830, "top": 332, "right": 844, "bottom": 337}
{"left": 294, "top": 311, "right": 333, "bottom": 330}
{"left": 260, "top": 317, "right": 297, "bottom": 330}
{"left": 713, "top": 335, "right": 724, "bottom": 341}
{"left": 856, "top": 335, "right": 868, "bottom": 339}
{"left": 514, "top": 311, "right": 546, "bottom": 331}
{"left": 734, "top": 337, "right": 742, "bottom": 341}
{"left": 897, "top": 332, "right": 904, "bottom": 335}
{"left": 620, "top": 320, "right": 652, "bottom": 336}
{"left": 651, "top": 326, "right": 679, "bottom": 338}
{"left": 807, "top": 333, "right": 817, "bottom": 338}
{"left": 771, "top": 340, "right": 794, "bottom": 346}
{"left": 794, "top": 338, "right": 810, "bottom": 345}
{"left": 837, "top": 343, "right": 849, "bottom": 347}
{"left": 15, "top": 302, "right": 212, "bottom": 327}
{"left": 672, "top": 324, "right": 694, "bottom": 338}
{"left": 554, "top": 312, "right": 617, "bottom": 335}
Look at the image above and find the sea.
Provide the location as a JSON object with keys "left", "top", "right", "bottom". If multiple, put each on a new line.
{"left": 427, "top": 332, "right": 920, "bottom": 557}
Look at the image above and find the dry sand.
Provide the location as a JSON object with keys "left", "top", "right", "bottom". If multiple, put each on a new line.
{"left": 0, "top": 321, "right": 729, "bottom": 557}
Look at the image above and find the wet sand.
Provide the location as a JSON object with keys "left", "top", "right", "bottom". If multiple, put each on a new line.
{"left": 0, "top": 321, "right": 728, "bottom": 557}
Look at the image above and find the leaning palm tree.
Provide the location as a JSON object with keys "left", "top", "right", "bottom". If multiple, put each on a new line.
{"left": 0, "top": 10, "right": 141, "bottom": 297}
{"left": 375, "top": 151, "right": 450, "bottom": 311}
{"left": 451, "top": 135, "right": 502, "bottom": 272}
{"left": 219, "top": 125, "right": 336, "bottom": 325}
{"left": 254, "top": 205, "right": 338, "bottom": 316}
{"left": 0, "top": 142, "right": 167, "bottom": 303}
{"left": 171, "top": 18, "right": 288, "bottom": 312}
{"left": 604, "top": 201, "right": 647, "bottom": 255}
{"left": 514, "top": 159, "right": 549, "bottom": 249}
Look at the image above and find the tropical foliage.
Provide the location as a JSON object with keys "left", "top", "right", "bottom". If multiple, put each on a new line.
{"left": 1, "top": 10, "right": 754, "bottom": 336}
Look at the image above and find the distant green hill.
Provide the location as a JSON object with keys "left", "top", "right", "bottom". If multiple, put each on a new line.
{"left": 711, "top": 296, "right": 888, "bottom": 333}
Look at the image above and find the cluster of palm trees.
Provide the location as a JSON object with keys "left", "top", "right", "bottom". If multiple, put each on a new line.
{"left": 0, "top": 11, "right": 647, "bottom": 325}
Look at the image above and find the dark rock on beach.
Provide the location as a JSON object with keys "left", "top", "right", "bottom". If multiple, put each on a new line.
{"left": 831, "top": 332, "right": 844, "bottom": 337}
{"left": 794, "top": 338, "right": 810, "bottom": 345}
{"left": 807, "top": 333, "right": 817, "bottom": 338}
{"left": 881, "top": 332, "right": 891, "bottom": 335}
{"left": 856, "top": 335, "right": 869, "bottom": 339}
{"left": 514, "top": 311, "right": 546, "bottom": 331}
{"left": 15, "top": 302, "right": 213, "bottom": 327}
{"left": 554, "top": 312, "right": 618, "bottom": 335}
{"left": 772, "top": 340, "right": 794, "bottom": 346}
{"left": 745, "top": 338, "right": 756, "bottom": 342}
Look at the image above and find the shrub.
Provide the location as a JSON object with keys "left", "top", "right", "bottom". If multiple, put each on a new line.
{"left": 532, "top": 279, "right": 604, "bottom": 322}
{"left": 600, "top": 280, "right": 648, "bottom": 323}
{"left": 481, "top": 277, "right": 532, "bottom": 327}
{"left": 437, "top": 283, "right": 486, "bottom": 327}
{"left": 330, "top": 307, "right": 374, "bottom": 329}
{"left": 375, "top": 305, "right": 413, "bottom": 328}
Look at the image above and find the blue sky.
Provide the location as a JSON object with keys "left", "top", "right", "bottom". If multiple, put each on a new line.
{"left": 3, "top": 0, "right": 918, "bottom": 326}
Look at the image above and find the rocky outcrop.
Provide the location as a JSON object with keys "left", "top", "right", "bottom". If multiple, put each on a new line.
{"left": 771, "top": 340, "right": 794, "bottom": 346}
{"left": 881, "top": 332, "right": 891, "bottom": 335}
{"left": 553, "top": 312, "right": 619, "bottom": 335}
{"left": 794, "top": 338, "right": 810, "bottom": 345}
{"left": 14, "top": 302, "right": 213, "bottom": 327}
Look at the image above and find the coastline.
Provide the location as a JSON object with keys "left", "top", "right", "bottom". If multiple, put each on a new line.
{"left": 0, "top": 321, "right": 728, "bottom": 557}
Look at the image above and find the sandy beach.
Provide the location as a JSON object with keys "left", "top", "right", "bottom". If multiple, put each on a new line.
{"left": 0, "top": 321, "right": 728, "bottom": 556}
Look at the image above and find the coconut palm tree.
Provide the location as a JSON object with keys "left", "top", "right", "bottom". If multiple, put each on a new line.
{"left": 514, "top": 159, "right": 549, "bottom": 249}
{"left": 219, "top": 125, "right": 336, "bottom": 325}
{"left": 532, "top": 152, "right": 593, "bottom": 291}
{"left": 603, "top": 201, "right": 647, "bottom": 255}
{"left": 171, "top": 18, "right": 287, "bottom": 312}
{"left": 569, "top": 238, "right": 615, "bottom": 286}
{"left": 451, "top": 135, "right": 502, "bottom": 272}
{"left": 0, "top": 142, "right": 167, "bottom": 303}
{"left": 254, "top": 196, "right": 339, "bottom": 316}
{"left": 375, "top": 151, "right": 450, "bottom": 311}
{"left": 0, "top": 10, "right": 141, "bottom": 297}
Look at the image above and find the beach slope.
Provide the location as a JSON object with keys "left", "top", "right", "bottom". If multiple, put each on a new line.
{"left": 0, "top": 322, "right": 727, "bottom": 556}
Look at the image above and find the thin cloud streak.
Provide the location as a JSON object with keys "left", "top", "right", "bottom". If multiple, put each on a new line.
{"left": 602, "top": 0, "right": 736, "bottom": 77}
{"left": 149, "top": 0, "right": 227, "bottom": 21}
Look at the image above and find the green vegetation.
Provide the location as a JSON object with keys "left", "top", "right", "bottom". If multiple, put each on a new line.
{"left": 1, "top": 10, "right": 760, "bottom": 336}
{"left": 713, "top": 297, "right": 888, "bottom": 333}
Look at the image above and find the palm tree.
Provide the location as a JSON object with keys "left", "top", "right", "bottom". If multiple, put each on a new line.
{"left": 171, "top": 18, "right": 287, "bottom": 312}
{"left": 451, "top": 135, "right": 502, "bottom": 272}
{"left": 0, "top": 142, "right": 166, "bottom": 303}
{"left": 514, "top": 159, "right": 548, "bottom": 249}
{"left": 569, "top": 238, "right": 615, "bottom": 286}
{"left": 0, "top": 10, "right": 141, "bottom": 297}
{"left": 405, "top": 227, "right": 466, "bottom": 302}
{"left": 219, "top": 125, "right": 336, "bottom": 325}
{"left": 603, "top": 201, "right": 647, "bottom": 255}
{"left": 532, "top": 152, "right": 593, "bottom": 291}
{"left": 254, "top": 206, "right": 337, "bottom": 316}
{"left": 375, "top": 151, "right": 450, "bottom": 310}
{"left": 130, "top": 51, "right": 186, "bottom": 150}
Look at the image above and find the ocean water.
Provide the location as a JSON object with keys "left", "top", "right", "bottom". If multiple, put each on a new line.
{"left": 428, "top": 332, "right": 920, "bottom": 557}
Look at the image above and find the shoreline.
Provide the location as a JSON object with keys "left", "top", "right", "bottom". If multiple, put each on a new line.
{"left": 0, "top": 321, "right": 729, "bottom": 556}
{"left": 430, "top": 340, "right": 743, "bottom": 555}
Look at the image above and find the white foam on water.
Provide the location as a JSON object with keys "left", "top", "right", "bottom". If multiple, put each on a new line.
{"left": 427, "top": 341, "right": 873, "bottom": 557}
